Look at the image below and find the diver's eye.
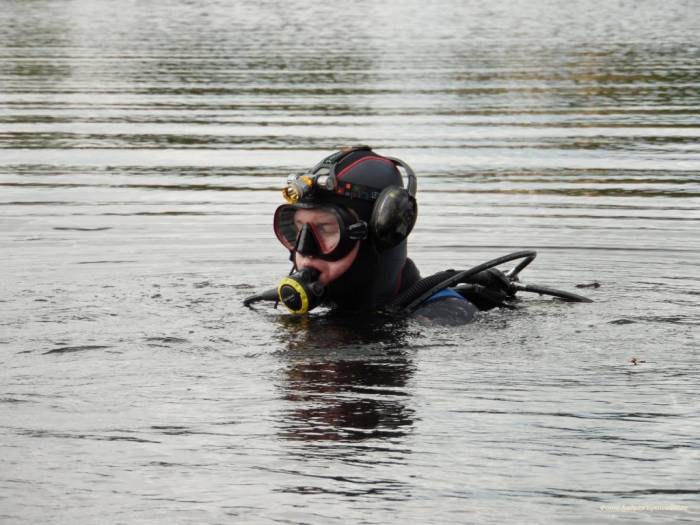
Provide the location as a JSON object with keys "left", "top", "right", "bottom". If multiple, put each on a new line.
{"left": 315, "top": 222, "right": 339, "bottom": 236}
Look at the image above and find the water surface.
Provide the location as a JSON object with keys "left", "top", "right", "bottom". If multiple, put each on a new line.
{"left": 1, "top": 1, "right": 699, "bottom": 523}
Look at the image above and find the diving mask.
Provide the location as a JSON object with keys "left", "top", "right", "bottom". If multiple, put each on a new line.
{"left": 273, "top": 204, "right": 367, "bottom": 261}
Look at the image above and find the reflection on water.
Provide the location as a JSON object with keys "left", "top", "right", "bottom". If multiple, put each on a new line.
{"left": 1, "top": 0, "right": 699, "bottom": 523}
{"left": 275, "top": 315, "right": 415, "bottom": 443}
{"left": 281, "top": 358, "right": 415, "bottom": 442}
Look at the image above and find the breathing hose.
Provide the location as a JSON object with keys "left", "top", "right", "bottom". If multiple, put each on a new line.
{"left": 386, "top": 250, "right": 591, "bottom": 315}
{"left": 387, "top": 250, "right": 538, "bottom": 314}
{"left": 244, "top": 250, "right": 593, "bottom": 314}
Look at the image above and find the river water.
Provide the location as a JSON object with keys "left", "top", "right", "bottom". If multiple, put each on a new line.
{"left": 1, "top": 1, "right": 699, "bottom": 523}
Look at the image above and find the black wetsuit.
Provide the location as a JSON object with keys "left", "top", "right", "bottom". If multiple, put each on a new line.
{"left": 411, "top": 288, "right": 479, "bottom": 325}
{"left": 393, "top": 258, "right": 479, "bottom": 325}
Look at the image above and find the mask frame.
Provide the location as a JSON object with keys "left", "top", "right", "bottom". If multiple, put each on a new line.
{"left": 273, "top": 204, "right": 368, "bottom": 262}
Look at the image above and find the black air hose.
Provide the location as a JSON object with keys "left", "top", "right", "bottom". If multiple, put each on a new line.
{"left": 386, "top": 251, "right": 538, "bottom": 315}
{"left": 386, "top": 269, "right": 459, "bottom": 312}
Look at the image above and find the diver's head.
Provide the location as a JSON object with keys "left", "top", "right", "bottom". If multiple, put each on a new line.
{"left": 273, "top": 146, "right": 418, "bottom": 310}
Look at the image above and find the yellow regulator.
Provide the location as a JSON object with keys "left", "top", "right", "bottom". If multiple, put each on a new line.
{"left": 277, "top": 268, "right": 324, "bottom": 314}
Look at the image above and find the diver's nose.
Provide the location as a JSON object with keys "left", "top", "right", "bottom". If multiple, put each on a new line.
{"left": 294, "top": 252, "right": 325, "bottom": 276}
{"left": 296, "top": 253, "right": 317, "bottom": 267}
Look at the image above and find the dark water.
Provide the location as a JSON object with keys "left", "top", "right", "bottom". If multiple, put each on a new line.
{"left": 1, "top": 0, "right": 699, "bottom": 523}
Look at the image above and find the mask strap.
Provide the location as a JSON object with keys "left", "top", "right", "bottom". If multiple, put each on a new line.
{"left": 384, "top": 156, "right": 417, "bottom": 196}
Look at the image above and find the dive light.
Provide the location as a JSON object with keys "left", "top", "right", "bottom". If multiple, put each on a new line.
{"left": 282, "top": 174, "right": 314, "bottom": 203}
{"left": 282, "top": 171, "right": 335, "bottom": 204}
{"left": 277, "top": 268, "right": 325, "bottom": 314}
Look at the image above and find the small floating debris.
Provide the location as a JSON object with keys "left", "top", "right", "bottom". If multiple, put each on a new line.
{"left": 576, "top": 281, "right": 601, "bottom": 289}
{"left": 629, "top": 357, "right": 646, "bottom": 366}
{"left": 145, "top": 336, "right": 189, "bottom": 344}
{"left": 44, "top": 345, "right": 111, "bottom": 355}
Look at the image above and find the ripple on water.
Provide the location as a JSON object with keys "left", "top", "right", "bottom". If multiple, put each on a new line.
{"left": 1, "top": 0, "right": 699, "bottom": 524}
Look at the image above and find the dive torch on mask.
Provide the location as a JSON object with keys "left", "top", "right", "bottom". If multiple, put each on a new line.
{"left": 243, "top": 268, "right": 325, "bottom": 315}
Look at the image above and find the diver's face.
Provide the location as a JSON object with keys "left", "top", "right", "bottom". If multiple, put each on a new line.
{"left": 293, "top": 208, "right": 360, "bottom": 284}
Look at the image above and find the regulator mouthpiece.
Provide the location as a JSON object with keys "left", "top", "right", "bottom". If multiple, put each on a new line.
{"left": 277, "top": 268, "right": 325, "bottom": 314}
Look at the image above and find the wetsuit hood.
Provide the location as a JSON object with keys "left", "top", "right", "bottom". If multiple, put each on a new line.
{"left": 278, "top": 146, "right": 419, "bottom": 311}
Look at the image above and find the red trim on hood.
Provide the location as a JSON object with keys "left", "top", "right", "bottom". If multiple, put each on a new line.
{"left": 336, "top": 156, "right": 395, "bottom": 181}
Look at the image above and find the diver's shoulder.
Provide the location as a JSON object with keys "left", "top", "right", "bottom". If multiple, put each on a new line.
{"left": 411, "top": 289, "right": 477, "bottom": 326}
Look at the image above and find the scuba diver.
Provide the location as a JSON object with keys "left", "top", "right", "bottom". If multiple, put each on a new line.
{"left": 244, "top": 145, "right": 591, "bottom": 324}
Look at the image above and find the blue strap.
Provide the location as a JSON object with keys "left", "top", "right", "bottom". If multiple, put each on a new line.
{"left": 422, "top": 288, "right": 468, "bottom": 305}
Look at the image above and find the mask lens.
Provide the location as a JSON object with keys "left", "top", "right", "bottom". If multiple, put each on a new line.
{"left": 274, "top": 206, "right": 342, "bottom": 255}
{"left": 299, "top": 210, "right": 340, "bottom": 253}
{"left": 274, "top": 206, "right": 300, "bottom": 250}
